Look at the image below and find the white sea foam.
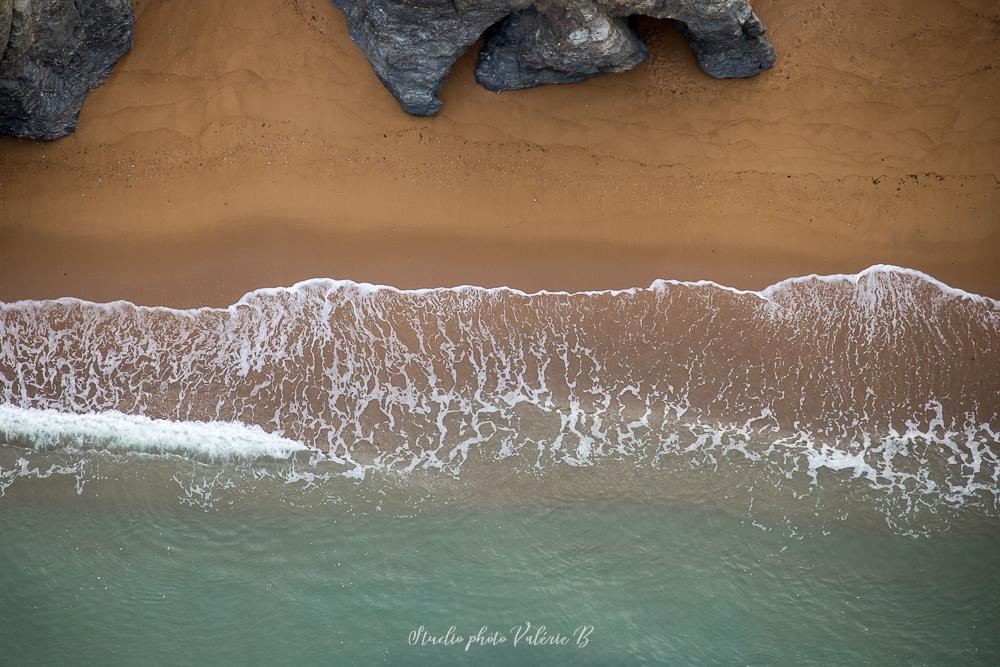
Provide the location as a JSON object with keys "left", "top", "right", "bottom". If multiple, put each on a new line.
{"left": 0, "top": 265, "right": 997, "bottom": 529}
{"left": 2, "top": 264, "right": 997, "bottom": 313}
{"left": 0, "top": 405, "right": 308, "bottom": 461}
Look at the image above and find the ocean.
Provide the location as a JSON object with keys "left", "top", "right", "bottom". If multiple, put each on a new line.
{"left": 1, "top": 266, "right": 998, "bottom": 664}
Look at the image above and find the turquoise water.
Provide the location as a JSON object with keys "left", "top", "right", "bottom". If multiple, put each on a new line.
{"left": 1, "top": 455, "right": 998, "bottom": 666}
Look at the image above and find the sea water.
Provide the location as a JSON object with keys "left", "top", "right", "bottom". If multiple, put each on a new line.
{"left": 1, "top": 266, "right": 998, "bottom": 664}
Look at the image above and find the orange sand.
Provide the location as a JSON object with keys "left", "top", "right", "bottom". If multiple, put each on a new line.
{"left": 1, "top": 0, "right": 998, "bottom": 307}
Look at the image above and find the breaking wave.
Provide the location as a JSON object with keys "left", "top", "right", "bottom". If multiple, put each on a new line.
{"left": 0, "top": 404, "right": 309, "bottom": 461}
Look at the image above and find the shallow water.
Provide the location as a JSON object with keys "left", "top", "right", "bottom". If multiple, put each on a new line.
{"left": 2, "top": 266, "right": 998, "bottom": 664}
{"left": 1, "top": 455, "right": 998, "bottom": 666}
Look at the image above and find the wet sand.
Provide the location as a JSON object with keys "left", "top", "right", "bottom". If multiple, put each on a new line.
{"left": 1, "top": 0, "right": 998, "bottom": 307}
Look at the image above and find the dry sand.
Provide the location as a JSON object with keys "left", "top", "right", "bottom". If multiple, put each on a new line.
{"left": 0, "top": 0, "right": 998, "bottom": 307}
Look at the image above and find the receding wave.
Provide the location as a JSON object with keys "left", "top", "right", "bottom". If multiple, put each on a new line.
{"left": 1, "top": 265, "right": 998, "bottom": 528}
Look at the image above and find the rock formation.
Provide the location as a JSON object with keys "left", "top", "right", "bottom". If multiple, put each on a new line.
{"left": 0, "top": 0, "right": 134, "bottom": 140}
{"left": 0, "top": 1, "right": 774, "bottom": 139}
{"left": 331, "top": 0, "right": 776, "bottom": 115}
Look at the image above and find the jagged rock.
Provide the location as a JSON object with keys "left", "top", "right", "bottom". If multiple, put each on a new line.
{"left": 664, "top": 3, "right": 776, "bottom": 78}
{"left": 0, "top": 0, "right": 134, "bottom": 140}
{"left": 477, "top": 3, "right": 649, "bottom": 92}
{"left": 330, "top": 0, "right": 527, "bottom": 116}
{"left": 331, "top": 0, "right": 776, "bottom": 115}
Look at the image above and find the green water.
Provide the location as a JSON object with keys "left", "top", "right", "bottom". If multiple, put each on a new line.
{"left": 1, "top": 459, "right": 998, "bottom": 666}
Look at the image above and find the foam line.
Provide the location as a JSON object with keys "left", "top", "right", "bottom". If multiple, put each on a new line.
{"left": 1, "top": 264, "right": 997, "bottom": 312}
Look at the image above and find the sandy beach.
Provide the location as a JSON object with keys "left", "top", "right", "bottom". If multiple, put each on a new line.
{"left": 1, "top": 0, "right": 998, "bottom": 306}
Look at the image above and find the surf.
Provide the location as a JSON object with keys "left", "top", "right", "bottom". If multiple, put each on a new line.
{"left": 1, "top": 265, "right": 997, "bottom": 530}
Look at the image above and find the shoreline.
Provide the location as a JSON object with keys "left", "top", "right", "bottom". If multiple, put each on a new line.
{"left": 3, "top": 263, "right": 999, "bottom": 311}
{"left": 2, "top": 0, "right": 999, "bottom": 306}
{"left": 11, "top": 221, "right": 1000, "bottom": 308}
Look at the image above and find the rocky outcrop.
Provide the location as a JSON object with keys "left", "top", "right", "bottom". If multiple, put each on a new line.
{"left": 477, "top": 3, "right": 650, "bottom": 93}
{"left": 331, "top": 0, "right": 776, "bottom": 115}
{"left": 0, "top": 0, "right": 134, "bottom": 140}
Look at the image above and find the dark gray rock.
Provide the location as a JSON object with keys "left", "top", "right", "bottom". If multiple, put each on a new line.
{"left": 331, "top": 0, "right": 776, "bottom": 115}
{"left": 477, "top": 4, "right": 649, "bottom": 92}
{"left": 664, "top": 4, "right": 776, "bottom": 78}
{"left": 331, "top": 0, "right": 529, "bottom": 116}
{"left": 0, "top": 0, "right": 134, "bottom": 140}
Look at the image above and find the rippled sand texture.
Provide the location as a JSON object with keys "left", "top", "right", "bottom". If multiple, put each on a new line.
{"left": 1, "top": 0, "right": 998, "bottom": 305}
{"left": 2, "top": 269, "right": 998, "bottom": 526}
